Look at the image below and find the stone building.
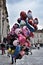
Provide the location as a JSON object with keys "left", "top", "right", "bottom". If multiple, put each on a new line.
{"left": 30, "top": 30, "right": 43, "bottom": 45}
{"left": 0, "top": 0, "right": 10, "bottom": 43}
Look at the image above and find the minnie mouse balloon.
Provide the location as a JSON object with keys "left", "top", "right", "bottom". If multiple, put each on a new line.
{"left": 13, "top": 23, "right": 20, "bottom": 30}
{"left": 15, "top": 28, "right": 22, "bottom": 35}
{"left": 34, "top": 18, "right": 38, "bottom": 24}
{"left": 17, "top": 18, "right": 21, "bottom": 24}
{"left": 27, "top": 10, "right": 33, "bottom": 20}
{"left": 22, "top": 26, "right": 30, "bottom": 37}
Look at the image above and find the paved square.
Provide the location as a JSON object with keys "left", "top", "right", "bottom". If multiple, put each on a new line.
{"left": 0, "top": 47, "right": 43, "bottom": 65}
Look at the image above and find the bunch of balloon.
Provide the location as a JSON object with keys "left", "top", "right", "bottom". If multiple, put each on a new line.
{"left": 7, "top": 10, "right": 39, "bottom": 64}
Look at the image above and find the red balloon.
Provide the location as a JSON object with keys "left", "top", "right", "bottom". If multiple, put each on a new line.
{"left": 30, "top": 32, "right": 34, "bottom": 37}
{"left": 28, "top": 19, "right": 34, "bottom": 25}
{"left": 20, "top": 11, "right": 27, "bottom": 20}
{"left": 33, "top": 24, "right": 37, "bottom": 30}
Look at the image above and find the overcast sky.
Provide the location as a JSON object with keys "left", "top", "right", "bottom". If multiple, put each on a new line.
{"left": 6, "top": 0, "right": 43, "bottom": 29}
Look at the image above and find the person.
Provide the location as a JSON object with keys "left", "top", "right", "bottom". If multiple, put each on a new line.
{"left": 37, "top": 43, "right": 40, "bottom": 49}
{"left": 2, "top": 38, "right": 7, "bottom": 54}
{"left": 1, "top": 43, "right": 5, "bottom": 55}
{"left": 11, "top": 43, "right": 21, "bottom": 64}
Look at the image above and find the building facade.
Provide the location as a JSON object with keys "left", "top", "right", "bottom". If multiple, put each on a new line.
{"left": 30, "top": 30, "right": 43, "bottom": 45}
{"left": 0, "top": 0, "right": 10, "bottom": 43}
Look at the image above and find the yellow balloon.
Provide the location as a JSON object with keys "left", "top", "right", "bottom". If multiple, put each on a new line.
{"left": 8, "top": 48, "right": 11, "bottom": 52}
{"left": 9, "top": 48, "right": 11, "bottom": 51}
{"left": 12, "top": 50, "right": 15, "bottom": 54}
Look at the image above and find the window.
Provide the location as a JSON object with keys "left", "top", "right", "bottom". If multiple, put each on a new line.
{"left": 40, "top": 34, "right": 42, "bottom": 37}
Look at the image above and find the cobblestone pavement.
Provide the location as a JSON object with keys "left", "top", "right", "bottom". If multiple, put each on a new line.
{"left": 0, "top": 47, "right": 43, "bottom": 65}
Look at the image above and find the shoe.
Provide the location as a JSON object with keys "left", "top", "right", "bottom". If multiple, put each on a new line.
{"left": 10, "top": 62, "right": 14, "bottom": 64}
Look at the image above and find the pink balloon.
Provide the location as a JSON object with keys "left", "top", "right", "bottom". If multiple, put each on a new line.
{"left": 27, "top": 42, "right": 31, "bottom": 47}
{"left": 22, "top": 26, "right": 30, "bottom": 37}
{"left": 19, "top": 51, "right": 25, "bottom": 56}
{"left": 10, "top": 31, "right": 15, "bottom": 35}
{"left": 15, "top": 28, "right": 22, "bottom": 35}
{"left": 24, "top": 40, "right": 31, "bottom": 47}
{"left": 11, "top": 27, "right": 14, "bottom": 31}
{"left": 18, "top": 34, "right": 26, "bottom": 45}
{"left": 24, "top": 42, "right": 28, "bottom": 47}
{"left": 13, "top": 39, "right": 19, "bottom": 46}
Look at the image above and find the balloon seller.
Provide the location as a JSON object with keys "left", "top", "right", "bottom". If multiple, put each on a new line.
{"left": 7, "top": 10, "right": 38, "bottom": 64}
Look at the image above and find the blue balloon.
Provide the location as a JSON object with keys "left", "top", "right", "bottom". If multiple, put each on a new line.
{"left": 12, "top": 45, "right": 21, "bottom": 58}
{"left": 25, "top": 20, "right": 35, "bottom": 32}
